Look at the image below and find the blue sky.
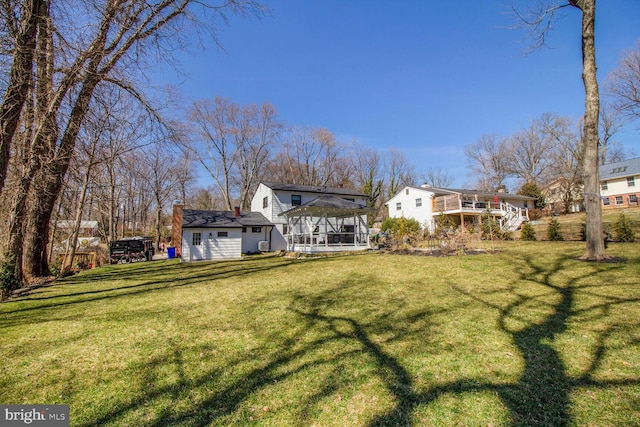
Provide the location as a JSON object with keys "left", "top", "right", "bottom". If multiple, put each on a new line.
{"left": 159, "top": 0, "right": 640, "bottom": 187}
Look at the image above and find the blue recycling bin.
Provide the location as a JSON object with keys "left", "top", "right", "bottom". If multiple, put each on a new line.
{"left": 167, "top": 246, "right": 176, "bottom": 259}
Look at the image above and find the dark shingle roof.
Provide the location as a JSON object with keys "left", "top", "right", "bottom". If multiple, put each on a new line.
{"left": 280, "top": 195, "right": 374, "bottom": 218}
{"left": 600, "top": 157, "right": 640, "bottom": 180}
{"left": 261, "top": 182, "right": 366, "bottom": 197}
{"left": 182, "top": 209, "right": 274, "bottom": 228}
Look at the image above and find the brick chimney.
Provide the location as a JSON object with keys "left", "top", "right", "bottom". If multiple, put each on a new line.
{"left": 234, "top": 206, "right": 241, "bottom": 217}
{"left": 171, "top": 204, "right": 184, "bottom": 256}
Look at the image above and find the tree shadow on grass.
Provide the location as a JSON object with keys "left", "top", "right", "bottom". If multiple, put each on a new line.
{"left": 366, "top": 253, "right": 639, "bottom": 426}
{"left": 0, "top": 256, "right": 308, "bottom": 327}
{"left": 30, "top": 253, "right": 639, "bottom": 426}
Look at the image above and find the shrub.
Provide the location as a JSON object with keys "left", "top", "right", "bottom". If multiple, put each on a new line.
{"left": 613, "top": 213, "right": 636, "bottom": 242}
{"left": 547, "top": 218, "right": 564, "bottom": 241}
{"left": 380, "top": 217, "right": 421, "bottom": 247}
{"left": 520, "top": 221, "right": 536, "bottom": 241}
{"left": 0, "top": 259, "right": 20, "bottom": 300}
{"left": 480, "top": 210, "right": 512, "bottom": 240}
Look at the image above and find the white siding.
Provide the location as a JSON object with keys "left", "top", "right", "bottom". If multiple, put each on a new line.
{"left": 241, "top": 226, "right": 271, "bottom": 253}
{"left": 387, "top": 187, "right": 436, "bottom": 231}
{"left": 250, "top": 184, "right": 275, "bottom": 221}
{"left": 601, "top": 174, "right": 639, "bottom": 197}
{"left": 181, "top": 228, "right": 242, "bottom": 261}
{"left": 250, "top": 184, "right": 368, "bottom": 251}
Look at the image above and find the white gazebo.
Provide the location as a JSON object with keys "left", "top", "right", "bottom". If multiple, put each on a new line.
{"left": 280, "top": 195, "right": 375, "bottom": 253}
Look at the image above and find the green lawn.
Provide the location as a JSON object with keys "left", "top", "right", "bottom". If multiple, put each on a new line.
{"left": 1, "top": 242, "right": 639, "bottom": 426}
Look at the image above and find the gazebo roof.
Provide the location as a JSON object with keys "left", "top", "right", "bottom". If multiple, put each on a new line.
{"left": 279, "top": 195, "right": 375, "bottom": 218}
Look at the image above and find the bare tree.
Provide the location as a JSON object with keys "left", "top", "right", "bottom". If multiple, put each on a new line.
{"left": 464, "top": 134, "right": 510, "bottom": 191}
{"left": 514, "top": 0, "right": 605, "bottom": 260}
{"left": 187, "top": 97, "right": 282, "bottom": 210}
{"left": 0, "top": 0, "right": 42, "bottom": 193}
{"left": 1, "top": 0, "right": 266, "bottom": 285}
{"left": 385, "top": 148, "right": 416, "bottom": 198}
{"left": 282, "top": 126, "right": 349, "bottom": 187}
{"left": 233, "top": 102, "right": 282, "bottom": 209}
{"left": 607, "top": 41, "right": 640, "bottom": 121}
{"left": 352, "top": 147, "right": 384, "bottom": 223}
{"left": 140, "top": 148, "right": 180, "bottom": 253}
{"left": 421, "top": 167, "right": 454, "bottom": 188}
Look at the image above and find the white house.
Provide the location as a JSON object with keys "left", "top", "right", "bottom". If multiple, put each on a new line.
{"left": 600, "top": 157, "right": 640, "bottom": 209}
{"left": 250, "top": 182, "right": 373, "bottom": 252}
{"left": 386, "top": 185, "right": 534, "bottom": 232}
{"left": 177, "top": 206, "right": 274, "bottom": 262}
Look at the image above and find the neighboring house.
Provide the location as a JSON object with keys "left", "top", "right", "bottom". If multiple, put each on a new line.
{"left": 250, "top": 182, "right": 373, "bottom": 252}
{"left": 56, "top": 220, "right": 100, "bottom": 237}
{"left": 174, "top": 205, "right": 274, "bottom": 262}
{"left": 54, "top": 220, "right": 101, "bottom": 250}
{"left": 386, "top": 185, "right": 534, "bottom": 232}
{"left": 600, "top": 157, "right": 640, "bottom": 209}
{"left": 542, "top": 177, "right": 584, "bottom": 215}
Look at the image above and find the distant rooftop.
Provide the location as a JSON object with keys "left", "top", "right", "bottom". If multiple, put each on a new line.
{"left": 600, "top": 157, "right": 640, "bottom": 180}
{"left": 261, "top": 182, "right": 366, "bottom": 197}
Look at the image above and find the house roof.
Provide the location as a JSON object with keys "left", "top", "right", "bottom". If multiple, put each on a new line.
{"left": 261, "top": 181, "right": 366, "bottom": 197}
{"left": 56, "top": 220, "right": 99, "bottom": 229}
{"left": 182, "top": 209, "right": 274, "bottom": 228}
{"left": 442, "top": 188, "right": 536, "bottom": 201}
{"left": 279, "top": 195, "right": 374, "bottom": 218}
{"left": 386, "top": 185, "right": 535, "bottom": 204}
{"left": 600, "top": 157, "right": 640, "bottom": 181}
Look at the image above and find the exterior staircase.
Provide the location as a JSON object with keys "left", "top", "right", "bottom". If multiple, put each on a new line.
{"left": 499, "top": 202, "right": 528, "bottom": 232}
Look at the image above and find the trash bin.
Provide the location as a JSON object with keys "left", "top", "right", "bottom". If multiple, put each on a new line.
{"left": 167, "top": 246, "right": 176, "bottom": 259}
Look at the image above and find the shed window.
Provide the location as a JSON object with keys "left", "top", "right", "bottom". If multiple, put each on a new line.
{"left": 416, "top": 198, "right": 422, "bottom": 207}
{"left": 396, "top": 202, "right": 401, "bottom": 211}
{"left": 217, "top": 231, "right": 228, "bottom": 237}
{"left": 251, "top": 227, "right": 262, "bottom": 233}
{"left": 291, "top": 195, "right": 301, "bottom": 206}
{"left": 192, "top": 232, "right": 201, "bottom": 246}
{"left": 627, "top": 177, "right": 635, "bottom": 187}
{"left": 263, "top": 196, "right": 268, "bottom": 208}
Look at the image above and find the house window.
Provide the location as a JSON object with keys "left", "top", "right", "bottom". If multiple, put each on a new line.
{"left": 396, "top": 202, "right": 401, "bottom": 210}
{"left": 291, "top": 195, "right": 301, "bottom": 206}
{"left": 629, "top": 194, "right": 638, "bottom": 204}
{"left": 192, "top": 232, "right": 201, "bottom": 246}
{"left": 627, "top": 177, "right": 635, "bottom": 187}
{"left": 405, "top": 188, "right": 409, "bottom": 195}
{"left": 601, "top": 181, "right": 608, "bottom": 190}
{"left": 524, "top": 201, "right": 528, "bottom": 208}
{"left": 217, "top": 231, "right": 228, "bottom": 237}
{"left": 602, "top": 197, "right": 610, "bottom": 206}
{"left": 283, "top": 224, "right": 289, "bottom": 234}
{"left": 252, "top": 227, "right": 262, "bottom": 233}
{"left": 615, "top": 196, "right": 623, "bottom": 205}
{"left": 263, "top": 196, "right": 268, "bottom": 208}
{"left": 416, "top": 198, "right": 422, "bottom": 207}
{"left": 242, "top": 227, "right": 247, "bottom": 233}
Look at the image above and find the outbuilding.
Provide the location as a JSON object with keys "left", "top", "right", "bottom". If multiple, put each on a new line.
{"left": 179, "top": 207, "right": 274, "bottom": 262}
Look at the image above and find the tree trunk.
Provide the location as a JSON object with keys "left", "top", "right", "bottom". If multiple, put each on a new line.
{"left": 23, "top": 72, "right": 102, "bottom": 277}
{"left": 62, "top": 161, "right": 94, "bottom": 274}
{"left": 0, "top": 0, "right": 42, "bottom": 193}
{"left": 576, "top": 0, "right": 606, "bottom": 260}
